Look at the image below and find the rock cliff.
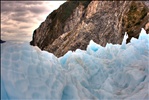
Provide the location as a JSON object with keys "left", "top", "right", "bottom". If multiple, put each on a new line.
{"left": 30, "top": 1, "right": 149, "bottom": 57}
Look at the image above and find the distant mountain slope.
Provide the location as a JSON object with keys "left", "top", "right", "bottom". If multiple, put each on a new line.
{"left": 30, "top": 1, "right": 149, "bottom": 57}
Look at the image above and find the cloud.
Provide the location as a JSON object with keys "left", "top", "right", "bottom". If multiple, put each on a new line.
{"left": 19, "top": 26, "right": 31, "bottom": 29}
{"left": 1, "top": 1, "right": 45, "bottom": 13}
{"left": 11, "top": 17, "right": 30, "bottom": 23}
{"left": 1, "top": 1, "right": 66, "bottom": 42}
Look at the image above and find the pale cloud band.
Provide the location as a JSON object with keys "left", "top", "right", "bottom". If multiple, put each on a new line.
{"left": 1, "top": 1, "right": 66, "bottom": 42}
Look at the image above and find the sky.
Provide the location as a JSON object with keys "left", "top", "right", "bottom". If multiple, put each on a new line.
{"left": 1, "top": 1, "right": 66, "bottom": 42}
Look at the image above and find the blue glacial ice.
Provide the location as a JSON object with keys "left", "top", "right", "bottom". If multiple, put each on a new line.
{"left": 1, "top": 28, "right": 149, "bottom": 100}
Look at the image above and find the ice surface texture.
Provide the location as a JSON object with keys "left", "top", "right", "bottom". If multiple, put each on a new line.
{"left": 1, "top": 29, "right": 149, "bottom": 100}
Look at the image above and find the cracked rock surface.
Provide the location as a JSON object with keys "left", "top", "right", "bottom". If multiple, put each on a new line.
{"left": 30, "top": 1, "right": 149, "bottom": 57}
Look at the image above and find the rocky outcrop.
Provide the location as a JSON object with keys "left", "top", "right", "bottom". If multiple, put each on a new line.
{"left": 30, "top": 1, "right": 149, "bottom": 57}
{"left": 0, "top": 39, "right": 6, "bottom": 43}
{"left": 30, "top": 1, "right": 91, "bottom": 50}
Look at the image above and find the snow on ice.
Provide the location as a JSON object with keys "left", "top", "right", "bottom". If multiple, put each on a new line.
{"left": 1, "top": 28, "right": 149, "bottom": 100}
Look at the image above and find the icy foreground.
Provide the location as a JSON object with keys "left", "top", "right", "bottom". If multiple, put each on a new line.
{"left": 1, "top": 29, "right": 149, "bottom": 100}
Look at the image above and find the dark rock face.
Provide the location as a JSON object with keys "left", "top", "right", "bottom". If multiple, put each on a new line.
{"left": 0, "top": 40, "right": 6, "bottom": 44}
{"left": 30, "top": 1, "right": 149, "bottom": 57}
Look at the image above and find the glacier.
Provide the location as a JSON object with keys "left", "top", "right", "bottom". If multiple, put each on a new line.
{"left": 1, "top": 28, "right": 149, "bottom": 100}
